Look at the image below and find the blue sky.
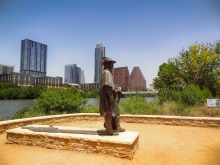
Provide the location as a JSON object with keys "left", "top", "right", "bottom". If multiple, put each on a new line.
{"left": 0, "top": 0, "right": 220, "bottom": 86}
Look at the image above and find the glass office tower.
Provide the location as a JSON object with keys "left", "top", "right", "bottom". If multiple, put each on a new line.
{"left": 94, "top": 43, "right": 105, "bottom": 83}
{"left": 64, "top": 64, "right": 85, "bottom": 84}
{"left": 20, "top": 39, "right": 47, "bottom": 77}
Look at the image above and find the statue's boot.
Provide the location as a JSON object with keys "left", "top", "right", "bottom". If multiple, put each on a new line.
{"left": 114, "top": 116, "right": 125, "bottom": 132}
{"left": 105, "top": 117, "right": 119, "bottom": 136}
{"left": 104, "top": 117, "right": 116, "bottom": 131}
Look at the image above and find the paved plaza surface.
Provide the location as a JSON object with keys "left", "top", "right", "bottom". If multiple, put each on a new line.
{"left": 1, "top": 120, "right": 220, "bottom": 165}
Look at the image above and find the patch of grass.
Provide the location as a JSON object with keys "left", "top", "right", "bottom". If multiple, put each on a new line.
{"left": 0, "top": 116, "right": 6, "bottom": 121}
{"left": 81, "top": 105, "right": 99, "bottom": 113}
{"left": 119, "top": 94, "right": 160, "bottom": 115}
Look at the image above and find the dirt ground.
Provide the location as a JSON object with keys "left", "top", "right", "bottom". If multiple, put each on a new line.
{"left": 1, "top": 120, "right": 220, "bottom": 165}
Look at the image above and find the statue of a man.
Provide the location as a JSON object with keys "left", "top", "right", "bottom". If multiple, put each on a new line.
{"left": 99, "top": 57, "right": 125, "bottom": 135}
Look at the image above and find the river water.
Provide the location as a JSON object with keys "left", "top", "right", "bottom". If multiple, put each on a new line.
{"left": 0, "top": 97, "right": 154, "bottom": 119}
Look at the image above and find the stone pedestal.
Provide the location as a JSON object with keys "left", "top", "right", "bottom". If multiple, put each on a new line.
{"left": 6, "top": 124, "right": 139, "bottom": 159}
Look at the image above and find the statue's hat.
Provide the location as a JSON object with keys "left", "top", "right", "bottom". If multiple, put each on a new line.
{"left": 102, "top": 57, "right": 116, "bottom": 64}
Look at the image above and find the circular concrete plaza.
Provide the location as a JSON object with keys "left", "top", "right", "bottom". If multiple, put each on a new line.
{"left": 1, "top": 120, "right": 220, "bottom": 165}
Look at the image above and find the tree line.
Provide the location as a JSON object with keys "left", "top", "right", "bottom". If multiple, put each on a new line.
{"left": 0, "top": 83, "right": 45, "bottom": 100}
{"left": 0, "top": 82, "right": 101, "bottom": 100}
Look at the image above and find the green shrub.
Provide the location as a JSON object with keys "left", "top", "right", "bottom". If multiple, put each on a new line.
{"left": 181, "top": 84, "right": 209, "bottom": 106}
{"left": 198, "top": 86, "right": 212, "bottom": 99}
{"left": 33, "top": 87, "right": 88, "bottom": 115}
{"left": 83, "top": 88, "right": 100, "bottom": 98}
{"left": 12, "top": 107, "right": 30, "bottom": 119}
{"left": 157, "top": 88, "right": 181, "bottom": 103}
{"left": 12, "top": 87, "right": 88, "bottom": 118}
{"left": 158, "top": 84, "right": 212, "bottom": 106}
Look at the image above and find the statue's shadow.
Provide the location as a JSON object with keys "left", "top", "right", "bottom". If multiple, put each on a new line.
{"left": 22, "top": 126, "right": 108, "bottom": 136}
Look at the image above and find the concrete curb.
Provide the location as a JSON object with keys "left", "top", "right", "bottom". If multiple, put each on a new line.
{"left": 1, "top": 113, "right": 220, "bottom": 134}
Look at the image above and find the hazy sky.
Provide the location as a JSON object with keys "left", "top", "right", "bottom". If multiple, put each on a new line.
{"left": 0, "top": 0, "right": 220, "bottom": 86}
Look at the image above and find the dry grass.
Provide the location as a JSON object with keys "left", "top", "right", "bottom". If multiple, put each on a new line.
{"left": 156, "top": 101, "right": 191, "bottom": 116}
{"left": 157, "top": 102, "right": 176, "bottom": 115}
{"left": 154, "top": 102, "right": 220, "bottom": 117}
{"left": 190, "top": 105, "right": 220, "bottom": 117}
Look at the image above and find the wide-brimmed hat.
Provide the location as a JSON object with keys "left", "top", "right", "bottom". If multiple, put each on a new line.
{"left": 102, "top": 57, "right": 116, "bottom": 64}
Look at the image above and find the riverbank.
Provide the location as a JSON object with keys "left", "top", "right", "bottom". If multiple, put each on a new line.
{"left": 1, "top": 95, "right": 220, "bottom": 121}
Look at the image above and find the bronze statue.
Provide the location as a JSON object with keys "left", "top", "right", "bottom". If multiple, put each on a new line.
{"left": 99, "top": 57, "right": 125, "bottom": 135}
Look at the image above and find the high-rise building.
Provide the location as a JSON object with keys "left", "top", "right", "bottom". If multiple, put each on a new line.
{"left": 64, "top": 64, "right": 85, "bottom": 84}
{"left": 94, "top": 43, "right": 105, "bottom": 83}
{"left": 114, "top": 67, "right": 130, "bottom": 91}
{"left": 130, "top": 67, "right": 147, "bottom": 91}
{"left": 65, "top": 64, "right": 75, "bottom": 84}
{"left": 20, "top": 39, "right": 47, "bottom": 77}
{"left": 79, "top": 69, "right": 85, "bottom": 84}
{"left": 114, "top": 66, "right": 147, "bottom": 91}
{"left": 0, "top": 64, "right": 14, "bottom": 74}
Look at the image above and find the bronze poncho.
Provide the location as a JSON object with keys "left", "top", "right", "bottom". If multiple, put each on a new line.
{"left": 99, "top": 69, "right": 119, "bottom": 117}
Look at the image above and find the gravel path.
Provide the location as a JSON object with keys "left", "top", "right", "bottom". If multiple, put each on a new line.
{"left": 1, "top": 120, "right": 220, "bottom": 165}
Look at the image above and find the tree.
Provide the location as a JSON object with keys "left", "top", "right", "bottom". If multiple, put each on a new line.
{"left": 153, "top": 61, "right": 186, "bottom": 90}
{"left": 153, "top": 41, "right": 220, "bottom": 96}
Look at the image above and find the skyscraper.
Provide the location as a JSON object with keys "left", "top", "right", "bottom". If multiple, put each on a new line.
{"left": 94, "top": 43, "right": 105, "bottom": 83}
{"left": 64, "top": 64, "right": 85, "bottom": 84}
{"left": 20, "top": 39, "right": 47, "bottom": 77}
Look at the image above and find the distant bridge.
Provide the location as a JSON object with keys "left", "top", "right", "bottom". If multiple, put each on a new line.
{"left": 121, "top": 91, "right": 158, "bottom": 95}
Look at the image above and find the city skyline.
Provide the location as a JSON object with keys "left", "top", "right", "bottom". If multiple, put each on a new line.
{"left": 1, "top": 0, "right": 219, "bottom": 86}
